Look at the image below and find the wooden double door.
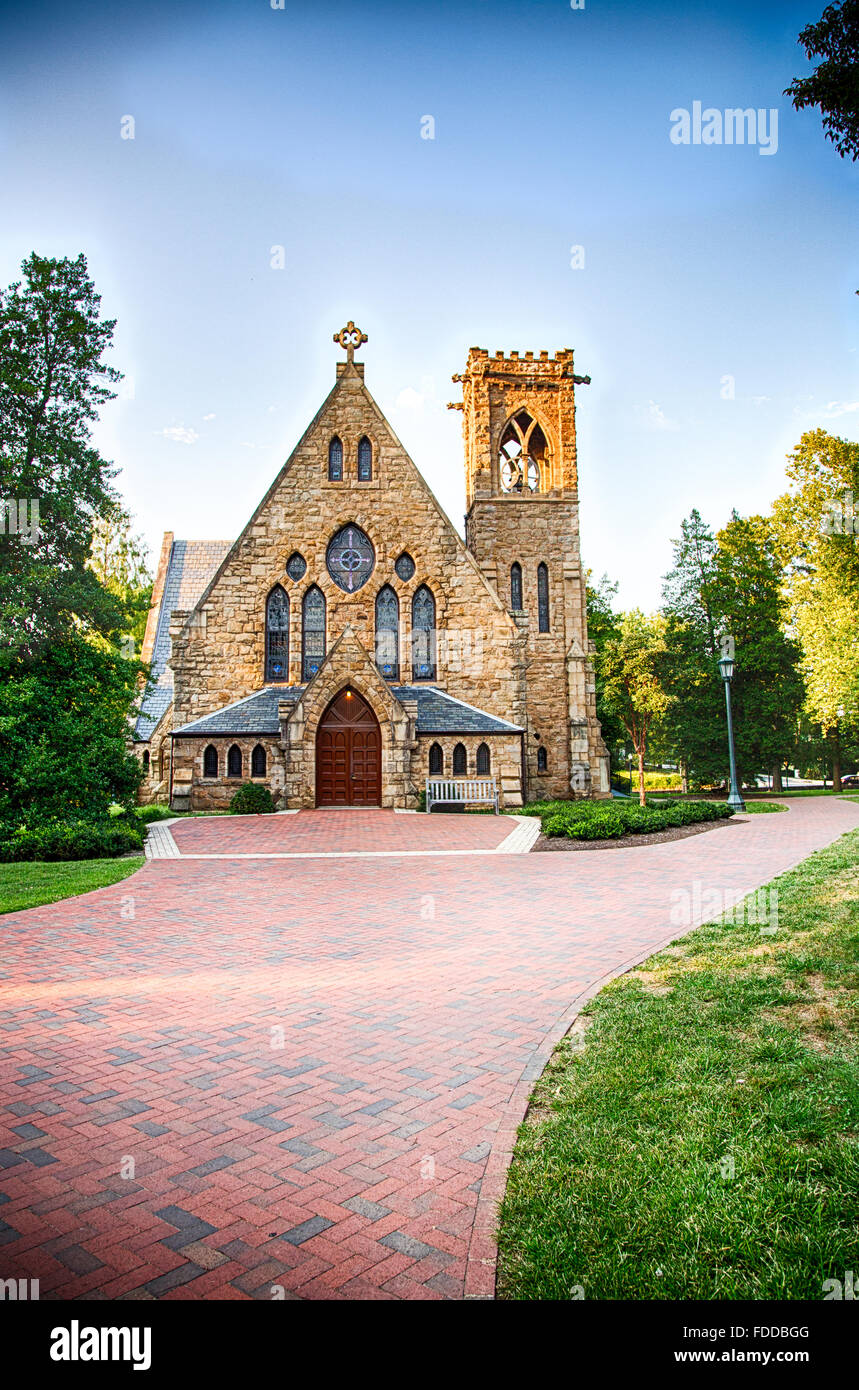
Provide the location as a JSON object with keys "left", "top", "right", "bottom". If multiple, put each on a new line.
{"left": 316, "top": 689, "right": 382, "bottom": 806}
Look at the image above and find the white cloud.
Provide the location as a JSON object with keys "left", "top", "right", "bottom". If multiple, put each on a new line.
{"left": 202, "top": 413, "right": 215, "bottom": 421}
{"left": 395, "top": 376, "right": 438, "bottom": 413}
{"left": 751, "top": 395, "right": 771, "bottom": 406}
{"left": 824, "top": 400, "right": 859, "bottom": 418}
{"left": 644, "top": 400, "right": 680, "bottom": 432}
{"left": 157, "top": 425, "right": 199, "bottom": 445}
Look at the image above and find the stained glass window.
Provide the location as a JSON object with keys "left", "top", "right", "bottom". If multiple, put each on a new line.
{"left": 266, "top": 584, "right": 290, "bottom": 681}
{"left": 453, "top": 743, "right": 467, "bottom": 775}
{"left": 375, "top": 585, "right": 399, "bottom": 679}
{"left": 286, "top": 552, "right": 306, "bottom": 582}
{"left": 227, "top": 744, "right": 242, "bottom": 777}
{"left": 411, "top": 585, "right": 436, "bottom": 680}
{"left": 395, "top": 552, "right": 415, "bottom": 582}
{"left": 510, "top": 562, "right": 523, "bottom": 610}
{"left": 537, "top": 563, "right": 550, "bottom": 633}
{"left": 203, "top": 745, "right": 218, "bottom": 777}
{"left": 476, "top": 743, "right": 490, "bottom": 774}
{"left": 326, "top": 523, "right": 375, "bottom": 593}
{"left": 328, "top": 436, "right": 343, "bottom": 481}
{"left": 358, "top": 436, "right": 373, "bottom": 481}
{"left": 251, "top": 744, "right": 266, "bottom": 777}
{"left": 537, "top": 746, "right": 548, "bottom": 771}
{"left": 429, "top": 742, "right": 443, "bottom": 775}
{"left": 302, "top": 586, "right": 326, "bottom": 680}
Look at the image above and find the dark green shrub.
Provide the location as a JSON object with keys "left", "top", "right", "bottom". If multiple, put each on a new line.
{"left": 0, "top": 817, "right": 145, "bottom": 862}
{"left": 540, "top": 797, "right": 733, "bottom": 841}
{"left": 229, "top": 783, "right": 275, "bottom": 815}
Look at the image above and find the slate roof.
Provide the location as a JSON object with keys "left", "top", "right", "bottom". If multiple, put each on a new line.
{"left": 172, "top": 685, "right": 523, "bottom": 738}
{"left": 390, "top": 687, "right": 523, "bottom": 734}
{"left": 172, "top": 687, "right": 303, "bottom": 737}
{"left": 134, "top": 539, "right": 232, "bottom": 740}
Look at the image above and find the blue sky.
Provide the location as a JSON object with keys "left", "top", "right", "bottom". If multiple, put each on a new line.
{"left": 1, "top": 0, "right": 856, "bottom": 609}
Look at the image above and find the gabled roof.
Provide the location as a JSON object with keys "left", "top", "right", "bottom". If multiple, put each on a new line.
{"left": 172, "top": 684, "right": 522, "bottom": 737}
{"left": 134, "top": 538, "right": 232, "bottom": 740}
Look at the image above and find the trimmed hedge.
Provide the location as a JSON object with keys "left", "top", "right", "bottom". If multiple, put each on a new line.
{"left": 229, "top": 783, "right": 276, "bottom": 815}
{"left": 134, "top": 804, "right": 176, "bottom": 823}
{"left": 540, "top": 798, "right": 734, "bottom": 841}
{"left": 0, "top": 817, "right": 145, "bottom": 862}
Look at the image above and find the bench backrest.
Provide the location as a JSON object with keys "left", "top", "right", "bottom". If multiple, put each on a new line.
{"left": 426, "top": 778, "right": 496, "bottom": 801}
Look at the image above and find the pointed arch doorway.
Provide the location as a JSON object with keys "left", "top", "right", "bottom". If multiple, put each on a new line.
{"left": 316, "top": 689, "right": 382, "bottom": 807}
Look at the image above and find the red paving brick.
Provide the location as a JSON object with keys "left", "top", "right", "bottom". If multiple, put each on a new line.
{"left": 1, "top": 798, "right": 856, "bottom": 1301}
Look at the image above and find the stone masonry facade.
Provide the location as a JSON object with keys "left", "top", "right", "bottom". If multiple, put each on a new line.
{"left": 134, "top": 329, "right": 609, "bottom": 811}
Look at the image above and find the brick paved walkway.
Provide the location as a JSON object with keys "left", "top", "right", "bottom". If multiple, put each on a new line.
{"left": 1, "top": 797, "right": 856, "bottom": 1301}
{"left": 168, "top": 808, "right": 525, "bottom": 857}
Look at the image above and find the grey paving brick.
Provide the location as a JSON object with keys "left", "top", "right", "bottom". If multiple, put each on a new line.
{"left": 343, "top": 1196, "right": 391, "bottom": 1222}
{"left": 11, "top": 1124, "right": 46, "bottom": 1141}
{"left": 280, "top": 1216, "right": 334, "bottom": 1245}
{"left": 379, "top": 1230, "right": 435, "bottom": 1260}
{"left": 55, "top": 1244, "right": 105, "bottom": 1274}
{"left": 144, "top": 1262, "right": 205, "bottom": 1296}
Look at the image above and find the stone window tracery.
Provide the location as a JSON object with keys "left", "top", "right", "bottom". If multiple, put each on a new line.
{"left": 498, "top": 410, "right": 549, "bottom": 493}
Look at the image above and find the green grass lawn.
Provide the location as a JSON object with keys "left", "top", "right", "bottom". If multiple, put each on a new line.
{"left": 497, "top": 829, "right": 859, "bottom": 1300}
{"left": 0, "top": 857, "right": 145, "bottom": 915}
{"left": 741, "top": 801, "right": 787, "bottom": 814}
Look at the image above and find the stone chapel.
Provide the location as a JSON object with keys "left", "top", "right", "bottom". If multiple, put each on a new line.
{"left": 134, "top": 323, "right": 610, "bottom": 811}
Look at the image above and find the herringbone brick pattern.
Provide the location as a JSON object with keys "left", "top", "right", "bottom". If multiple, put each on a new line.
{"left": 169, "top": 809, "right": 514, "bottom": 856}
{"left": 1, "top": 798, "right": 855, "bottom": 1300}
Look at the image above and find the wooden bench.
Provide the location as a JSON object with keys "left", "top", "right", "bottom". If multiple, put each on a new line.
{"left": 425, "top": 777, "right": 499, "bottom": 814}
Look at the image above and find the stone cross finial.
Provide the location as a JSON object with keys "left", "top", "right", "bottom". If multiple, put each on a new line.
{"left": 333, "top": 320, "right": 368, "bottom": 364}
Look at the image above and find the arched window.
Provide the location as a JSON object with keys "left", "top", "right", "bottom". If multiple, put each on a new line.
{"left": 328, "top": 436, "right": 343, "bottom": 481}
{"left": 537, "top": 746, "right": 548, "bottom": 772}
{"left": 357, "top": 436, "right": 373, "bottom": 481}
{"left": 142, "top": 749, "right": 150, "bottom": 773}
{"left": 251, "top": 744, "right": 266, "bottom": 777}
{"left": 498, "top": 410, "right": 548, "bottom": 493}
{"left": 411, "top": 585, "right": 436, "bottom": 680}
{"left": 375, "top": 585, "right": 399, "bottom": 679}
{"left": 266, "top": 584, "right": 290, "bottom": 681}
{"left": 537, "top": 563, "right": 550, "bottom": 632}
{"left": 510, "top": 562, "right": 523, "bottom": 611}
{"left": 429, "top": 742, "right": 444, "bottom": 776}
{"left": 227, "top": 744, "right": 242, "bottom": 778}
{"left": 203, "top": 744, "right": 218, "bottom": 778}
{"left": 302, "top": 586, "right": 326, "bottom": 681}
{"left": 476, "top": 743, "right": 490, "bottom": 775}
{"left": 453, "top": 743, "right": 467, "bottom": 776}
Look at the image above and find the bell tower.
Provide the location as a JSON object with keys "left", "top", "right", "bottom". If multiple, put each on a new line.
{"left": 452, "top": 346, "right": 609, "bottom": 800}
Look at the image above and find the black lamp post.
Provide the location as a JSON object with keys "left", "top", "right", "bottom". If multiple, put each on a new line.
{"left": 718, "top": 651, "right": 745, "bottom": 812}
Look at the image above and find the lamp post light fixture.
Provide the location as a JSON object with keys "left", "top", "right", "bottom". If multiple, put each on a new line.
{"left": 718, "top": 652, "right": 746, "bottom": 812}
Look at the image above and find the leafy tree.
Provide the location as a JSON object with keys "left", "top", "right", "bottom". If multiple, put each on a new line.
{"left": 710, "top": 513, "right": 805, "bottom": 792}
{"left": 772, "top": 428, "right": 859, "bottom": 788}
{"left": 785, "top": 0, "right": 859, "bottom": 161}
{"left": 585, "top": 573, "right": 626, "bottom": 768}
{"left": 0, "top": 634, "right": 142, "bottom": 825}
{"left": 88, "top": 508, "right": 153, "bottom": 653}
{"left": 0, "top": 252, "right": 124, "bottom": 657}
{"left": 0, "top": 253, "right": 145, "bottom": 827}
{"left": 596, "top": 610, "right": 670, "bottom": 805}
{"left": 660, "top": 510, "right": 805, "bottom": 790}
{"left": 660, "top": 510, "right": 723, "bottom": 788}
